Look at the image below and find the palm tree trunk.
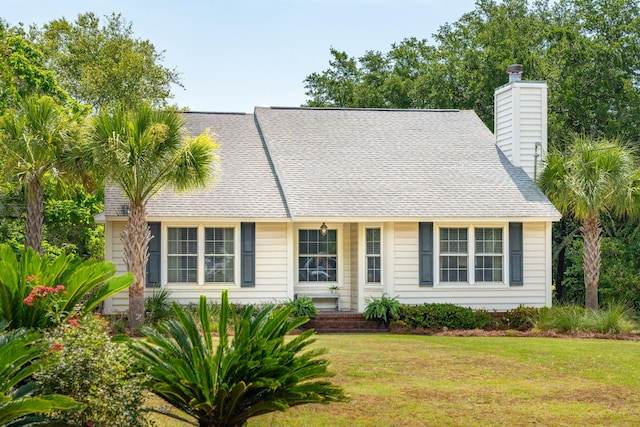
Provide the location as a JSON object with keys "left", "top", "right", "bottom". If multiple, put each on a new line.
{"left": 581, "top": 215, "right": 601, "bottom": 310}
{"left": 25, "top": 179, "right": 44, "bottom": 255}
{"left": 122, "top": 201, "right": 152, "bottom": 329}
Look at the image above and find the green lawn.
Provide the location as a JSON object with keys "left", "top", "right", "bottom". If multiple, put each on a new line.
{"left": 147, "top": 334, "right": 640, "bottom": 426}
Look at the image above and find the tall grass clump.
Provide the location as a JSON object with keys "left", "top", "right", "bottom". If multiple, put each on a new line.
{"left": 536, "top": 303, "right": 637, "bottom": 334}
{"left": 584, "top": 302, "right": 637, "bottom": 334}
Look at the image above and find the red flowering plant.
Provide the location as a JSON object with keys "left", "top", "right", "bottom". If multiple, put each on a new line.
{"left": 0, "top": 244, "right": 133, "bottom": 330}
{"left": 22, "top": 275, "right": 72, "bottom": 326}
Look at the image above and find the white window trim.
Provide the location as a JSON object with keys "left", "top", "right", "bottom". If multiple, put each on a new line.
{"left": 434, "top": 223, "right": 509, "bottom": 288}
{"left": 358, "top": 223, "right": 383, "bottom": 287}
{"left": 162, "top": 223, "right": 241, "bottom": 287}
{"left": 295, "top": 223, "right": 343, "bottom": 287}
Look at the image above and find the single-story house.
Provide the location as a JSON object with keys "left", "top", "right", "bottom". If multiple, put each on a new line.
{"left": 101, "top": 70, "right": 561, "bottom": 314}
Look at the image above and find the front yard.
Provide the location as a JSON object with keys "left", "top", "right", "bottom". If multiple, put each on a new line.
{"left": 148, "top": 334, "right": 640, "bottom": 426}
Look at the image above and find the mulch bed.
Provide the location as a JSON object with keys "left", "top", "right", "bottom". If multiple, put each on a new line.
{"left": 422, "top": 328, "right": 640, "bottom": 340}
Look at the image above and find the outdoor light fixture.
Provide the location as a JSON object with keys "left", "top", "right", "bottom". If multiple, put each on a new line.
{"left": 320, "top": 222, "right": 328, "bottom": 236}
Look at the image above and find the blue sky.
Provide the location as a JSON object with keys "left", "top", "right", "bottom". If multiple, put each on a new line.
{"left": 3, "top": 0, "right": 478, "bottom": 112}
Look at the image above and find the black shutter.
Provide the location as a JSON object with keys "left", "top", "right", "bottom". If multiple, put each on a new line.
{"left": 241, "top": 223, "right": 256, "bottom": 287}
{"left": 509, "top": 222, "right": 523, "bottom": 286}
{"left": 419, "top": 222, "right": 434, "bottom": 287}
{"left": 146, "top": 222, "right": 161, "bottom": 288}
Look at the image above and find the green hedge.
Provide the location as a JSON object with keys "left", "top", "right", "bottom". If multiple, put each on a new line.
{"left": 397, "top": 303, "right": 490, "bottom": 330}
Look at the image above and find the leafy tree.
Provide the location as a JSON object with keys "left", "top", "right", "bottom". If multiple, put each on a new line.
{"left": 0, "top": 19, "right": 71, "bottom": 113}
{"left": 32, "top": 12, "right": 182, "bottom": 111}
{"left": 0, "top": 94, "right": 85, "bottom": 254}
{"left": 0, "top": 244, "right": 133, "bottom": 329}
{"left": 0, "top": 321, "right": 78, "bottom": 426}
{"left": 87, "top": 104, "right": 217, "bottom": 328}
{"left": 304, "top": 0, "right": 640, "bottom": 145}
{"left": 538, "top": 135, "right": 640, "bottom": 309}
{"left": 131, "top": 291, "right": 348, "bottom": 427}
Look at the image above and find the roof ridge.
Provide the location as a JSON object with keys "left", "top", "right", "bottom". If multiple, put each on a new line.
{"left": 263, "top": 106, "right": 462, "bottom": 112}
{"left": 182, "top": 111, "right": 249, "bottom": 115}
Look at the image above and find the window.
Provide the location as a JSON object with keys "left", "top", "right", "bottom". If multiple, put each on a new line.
{"left": 439, "top": 228, "right": 468, "bottom": 282}
{"left": 167, "top": 226, "right": 237, "bottom": 284}
{"left": 298, "top": 229, "right": 337, "bottom": 282}
{"left": 366, "top": 228, "right": 381, "bottom": 283}
{"left": 438, "top": 226, "right": 506, "bottom": 285}
{"left": 168, "top": 227, "right": 197, "bottom": 283}
{"left": 205, "top": 228, "right": 235, "bottom": 282}
{"left": 475, "top": 228, "right": 503, "bottom": 282}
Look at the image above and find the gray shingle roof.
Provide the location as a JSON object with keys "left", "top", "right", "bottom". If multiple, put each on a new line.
{"left": 255, "top": 107, "right": 559, "bottom": 219}
{"left": 104, "top": 107, "right": 559, "bottom": 220}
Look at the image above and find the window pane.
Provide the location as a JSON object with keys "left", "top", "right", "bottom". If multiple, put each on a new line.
{"left": 298, "top": 229, "right": 338, "bottom": 282}
{"left": 439, "top": 228, "right": 468, "bottom": 283}
{"left": 168, "top": 227, "right": 198, "bottom": 283}
{"left": 204, "top": 227, "right": 234, "bottom": 283}
{"left": 475, "top": 228, "right": 503, "bottom": 282}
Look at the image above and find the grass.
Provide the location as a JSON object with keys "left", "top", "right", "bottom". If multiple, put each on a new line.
{"left": 146, "top": 334, "right": 640, "bottom": 426}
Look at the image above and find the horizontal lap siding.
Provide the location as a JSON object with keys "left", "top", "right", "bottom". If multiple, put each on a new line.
{"left": 392, "top": 222, "right": 549, "bottom": 311}
{"left": 108, "top": 221, "right": 129, "bottom": 313}
{"left": 106, "top": 222, "right": 289, "bottom": 313}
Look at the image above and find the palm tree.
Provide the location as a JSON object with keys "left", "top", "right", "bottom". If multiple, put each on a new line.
{"left": 538, "top": 135, "right": 640, "bottom": 309}
{"left": 0, "top": 95, "right": 81, "bottom": 254}
{"left": 89, "top": 104, "right": 217, "bottom": 328}
{"left": 131, "top": 291, "right": 348, "bottom": 427}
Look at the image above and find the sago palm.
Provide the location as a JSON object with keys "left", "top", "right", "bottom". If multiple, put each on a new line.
{"left": 0, "top": 95, "right": 82, "bottom": 254}
{"left": 0, "top": 244, "right": 133, "bottom": 329}
{"left": 0, "top": 322, "right": 78, "bottom": 426}
{"left": 131, "top": 291, "right": 348, "bottom": 427}
{"left": 538, "top": 135, "right": 640, "bottom": 309}
{"left": 88, "top": 104, "right": 217, "bottom": 328}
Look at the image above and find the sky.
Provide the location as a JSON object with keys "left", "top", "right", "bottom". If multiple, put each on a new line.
{"left": 3, "top": 0, "right": 478, "bottom": 113}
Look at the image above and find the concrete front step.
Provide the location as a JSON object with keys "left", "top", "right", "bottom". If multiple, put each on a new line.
{"left": 305, "top": 312, "right": 389, "bottom": 334}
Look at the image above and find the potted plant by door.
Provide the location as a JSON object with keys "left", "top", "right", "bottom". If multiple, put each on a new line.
{"left": 329, "top": 285, "right": 340, "bottom": 294}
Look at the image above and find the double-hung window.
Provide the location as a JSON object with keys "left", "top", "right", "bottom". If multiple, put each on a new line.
{"left": 439, "top": 228, "right": 468, "bottom": 283}
{"left": 438, "top": 226, "right": 504, "bottom": 284}
{"left": 366, "top": 228, "right": 381, "bottom": 283}
{"left": 298, "top": 229, "right": 337, "bottom": 282}
{"left": 475, "top": 228, "right": 503, "bottom": 282}
{"left": 205, "top": 228, "right": 235, "bottom": 283}
{"left": 168, "top": 227, "right": 198, "bottom": 283}
{"left": 167, "top": 226, "right": 235, "bottom": 284}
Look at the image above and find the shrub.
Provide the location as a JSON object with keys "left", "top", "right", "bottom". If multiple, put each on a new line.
{"left": 498, "top": 305, "right": 539, "bottom": 331}
{"left": 0, "top": 244, "right": 133, "bottom": 329}
{"left": 130, "top": 291, "right": 348, "bottom": 427}
{"left": 0, "top": 321, "right": 78, "bottom": 426}
{"left": 364, "top": 294, "right": 401, "bottom": 325}
{"left": 34, "top": 315, "right": 150, "bottom": 427}
{"left": 144, "top": 287, "right": 174, "bottom": 324}
{"left": 397, "top": 303, "right": 482, "bottom": 330}
{"left": 473, "top": 309, "right": 493, "bottom": 329}
{"left": 287, "top": 296, "right": 319, "bottom": 319}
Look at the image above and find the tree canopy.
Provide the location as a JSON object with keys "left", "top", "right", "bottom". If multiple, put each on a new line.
{"left": 30, "top": 12, "right": 182, "bottom": 111}
{"left": 0, "top": 19, "right": 72, "bottom": 113}
{"left": 304, "top": 0, "right": 640, "bottom": 148}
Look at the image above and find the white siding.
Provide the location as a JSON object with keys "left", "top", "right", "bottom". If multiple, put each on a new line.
{"left": 495, "top": 81, "right": 547, "bottom": 180}
{"left": 105, "top": 222, "right": 289, "bottom": 313}
{"left": 391, "top": 222, "right": 551, "bottom": 311}
{"left": 105, "top": 220, "right": 552, "bottom": 314}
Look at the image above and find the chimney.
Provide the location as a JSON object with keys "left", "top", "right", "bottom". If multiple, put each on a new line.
{"left": 494, "top": 64, "right": 547, "bottom": 181}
